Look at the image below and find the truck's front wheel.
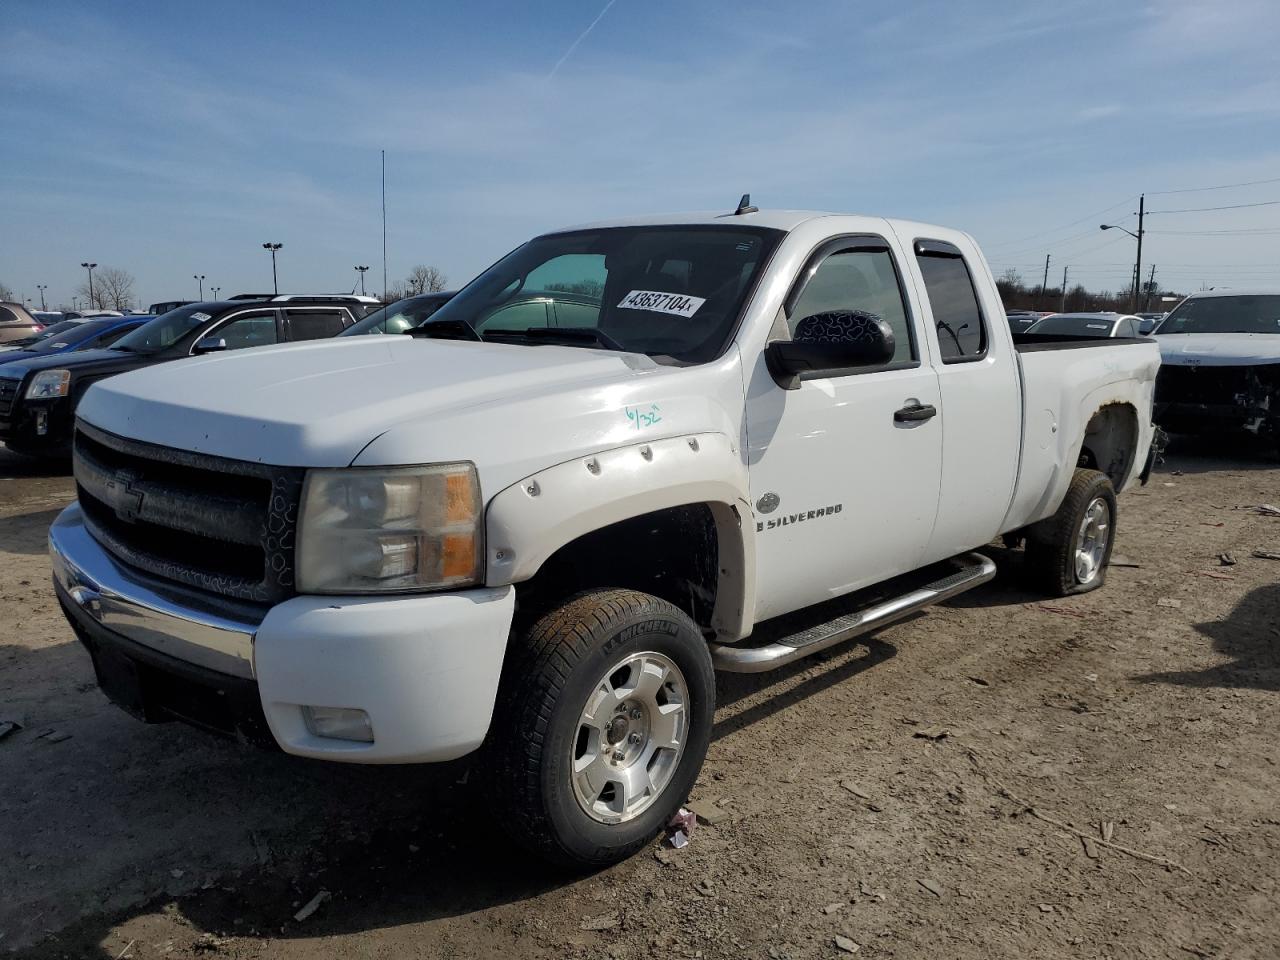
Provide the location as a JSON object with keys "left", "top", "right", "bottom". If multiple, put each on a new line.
{"left": 486, "top": 589, "right": 714, "bottom": 866}
{"left": 1024, "top": 468, "right": 1117, "bottom": 596}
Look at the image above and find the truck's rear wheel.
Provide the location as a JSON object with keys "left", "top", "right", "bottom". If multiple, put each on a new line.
{"left": 486, "top": 589, "right": 714, "bottom": 866}
{"left": 1024, "top": 468, "right": 1117, "bottom": 596}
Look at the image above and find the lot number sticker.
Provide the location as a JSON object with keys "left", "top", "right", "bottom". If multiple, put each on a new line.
{"left": 618, "top": 290, "right": 706, "bottom": 318}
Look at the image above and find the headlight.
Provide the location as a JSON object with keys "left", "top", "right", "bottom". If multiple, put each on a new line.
{"left": 296, "top": 463, "right": 483, "bottom": 594}
{"left": 25, "top": 369, "right": 71, "bottom": 400}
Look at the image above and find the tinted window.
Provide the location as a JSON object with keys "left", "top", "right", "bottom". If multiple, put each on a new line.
{"left": 788, "top": 248, "right": 915, "bottom": 364}
{"left": 87, "top": 326, "right": 134, "bottom": 349}
{"left": 115, "top": 305, "right": 219, "bottom": 353}
{"left": 478, "top": 299, "right": 549, "bottom": 332}
{"left": 286, "top": 309, "right": 347, "bottom": 341}
{"left": 342, "top": 295, "right": 450, "bottom": 336}
{"left": 426, "top": 226, "right": 783, "bottom": 364}
{"left": 215, "top": 313, "right": 278, "bottom": 350}
{"left": 916, "top": 250, "right": 987, "bottom": 361}
{"left": 0, "top": 307, "right": 19, "bottom": 324}
{"left": 553, "top": 299, "right": 601, "bottom": 328}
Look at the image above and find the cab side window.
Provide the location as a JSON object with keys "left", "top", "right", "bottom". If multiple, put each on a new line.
{"left": 286, "top": 309, "right": 348, "bottom": 341}
{"left": 914, "top": 241, "right": 987, "bottom": 362}
{"left": 478, "top": 300, "right": 550, "bottom": 333}
{"left": 787, "top": 246, "right": 916, "bottom": 366}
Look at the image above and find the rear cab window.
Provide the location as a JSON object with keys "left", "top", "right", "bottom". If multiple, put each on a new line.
{"left": 914, "top": 240, "right": 988, "bottom": 363}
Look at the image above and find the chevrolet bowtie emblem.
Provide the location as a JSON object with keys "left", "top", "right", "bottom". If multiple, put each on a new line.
{"left": 105, "top": 468, "right": 144, "bottom": 523}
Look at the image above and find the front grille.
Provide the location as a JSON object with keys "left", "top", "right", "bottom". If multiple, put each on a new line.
{"left": 1155, "top": 365, "right": 1254, "bottom": 406}
{"left": 0, "top": 377, "right": 17, "bottom": 418}
{"left": 73, "top": 421, "right": 305, "bottom": 603}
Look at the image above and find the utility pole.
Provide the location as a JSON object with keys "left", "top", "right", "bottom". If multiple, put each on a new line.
{"left": 1060, "top": 266, "right": 1069, "bottom": 313}
{"left": 1038, "top": 254, "right": 1051, "bottom": 310}
{"left": 80, "top": 262, "right": 98, "bottom": 308}
{"left": 262, "top": 243, "right": 283, "bottom": 295}
{"left": 1143, "top": 264, "right": 1156, "bottom": 311}
{"left": 36, "top": 285, "right": 47, "bottom": 310}
{"left": 1132, "top": 193, "right": 1144, "bottom": 312}
{"left": 355, "top": 265, "right": 369, "bottom": 295}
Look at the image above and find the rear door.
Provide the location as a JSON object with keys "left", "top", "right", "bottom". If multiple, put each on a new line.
{"left": 902, "top": 236, "right": 1021, "bottom": 562}
{"left": 283, "top": 307, "right": 352, "bottom": 341}
{"left": 745, "top": 234, "right": 943, "bottom": 621}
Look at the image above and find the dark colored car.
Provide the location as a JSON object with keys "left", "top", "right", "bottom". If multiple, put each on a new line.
{"left": 340, "top": 291, "right": 455, "bottom": 336}
{"left": 0, "top": 302, "right": 44, "bottom": 344}
{"left": 147, "top": 300, "right": 195, "bottom": 315}
{"left": 0, "top": 316, "right": 150, "bottom": 366}
{"left": 0, "top": 296, "right": 369, "bottom": 457}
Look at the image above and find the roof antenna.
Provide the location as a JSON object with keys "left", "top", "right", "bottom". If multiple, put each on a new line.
{"left": 734, "top": 193, "right": 758, "bottom": 215}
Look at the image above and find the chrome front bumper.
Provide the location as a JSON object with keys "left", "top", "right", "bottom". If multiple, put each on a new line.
{"left": 49, "top": 503, "right": 263, "bottom": 678}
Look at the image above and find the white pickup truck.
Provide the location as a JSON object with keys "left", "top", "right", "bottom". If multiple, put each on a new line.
{"left": 50, "top": 205, "right": 1161, "bottom": 865}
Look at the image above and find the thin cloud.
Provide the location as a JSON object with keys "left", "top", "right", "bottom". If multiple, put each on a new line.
{"left": 548, "top": 0, "right": 619, "bottom": 79}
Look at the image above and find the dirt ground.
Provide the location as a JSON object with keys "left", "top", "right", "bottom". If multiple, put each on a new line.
{"left": 1, "top": 438, "right": 1278, "bottom": 960}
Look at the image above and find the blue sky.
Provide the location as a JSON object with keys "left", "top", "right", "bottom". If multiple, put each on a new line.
{"left": 3, "top": 0, "right": 1280, "bottom": 308}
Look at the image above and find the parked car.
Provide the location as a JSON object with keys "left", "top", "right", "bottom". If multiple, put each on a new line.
{"left": 0, "top": 316, "right": 150, "bottom": 367}
{"left": 0, "top": 302, "right": 45, "bottom": 343}
{"left": 75, "top": 310, "right": 125, "bottom": 319}
{"left": 147, "top": 301, "right": 194, "bottom": 314}
{"left": 1135, "top": 311, "right": 1166, "bottom": 335}
{"left": 1152, "top": 289, "right": 1280, "bottom": 446}
{"left": 0, "top": 295, "right": 369, "bottom": 457}
{"left": 1024, "top": 312, "right": 1146, "bottom": 338}
{"left": 341, "top": 291, "right": 455, "bottom": 336}
{"left": 33, "top": 311, "right": 68, "bottom": 326}
{"left": 51, "top": 208, "right": 1159, "bottom": 865}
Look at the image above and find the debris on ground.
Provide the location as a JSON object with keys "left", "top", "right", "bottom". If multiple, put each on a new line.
{"left": 1194, "top": 570, "right": 1234, "bottom": 581}
{"left": 666, "top": 807, "right": 696, "bottom": 848}
{"left": 686, "top": 799, "right": 729, "bottom": 825}
{"left": 1157, "top": 598, "right": 1183, "bottom": 609}
{"left": 913, "top": 726, "right": 950, "bottom": 741}
{"left": 580, "top": 911, "right": 620, "bottom": 931}
{"left": 1039, "top": 903, "right": 1055, "bottom": 913}
{"left": 966, "top": 675, "right": 991, "bottom": 687}
{"left": 822, "top": 902, "right": 846, "bottom": 915}
{"left": 190, "top": 933, "right": 232, "bottom": 954}
{"left": 1218, "top": 552, "right": 1236, "bottom": 566}
{"left": 1081, "top": 837, "right": 1100, "bottom": 859}
{"left": 1109, "top": 554, "right": 1141, "bottom": 568}
{"left": 1251, "top": 550, "right": 1280, "bottom": 561}
{"left": 694, "top": 879, "right": 716, "bottom": 898}
{"left": 0, "top": 719, "right": 20, "bottom": 742}
{"left": 1256, "top": 504, "right": 1280, "bottom": 517}
{"left": 840, "top": 780, "right": 871, "bottom": 799}
{"left": 833, "top": 934, "right": 860, "bottom": 953}
{"left": 916, "top": 878, "right": 942, "bottom": 897}
{"left": 292, "top": 890, "right": 330, "bottom": 923}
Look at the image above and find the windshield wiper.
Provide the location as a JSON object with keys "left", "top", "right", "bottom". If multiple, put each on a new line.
{"left": 405, "top": 318, "right": 484, "bottom": 342}
{"left": 489, "top": 327, "right": 628, "bottom": 352}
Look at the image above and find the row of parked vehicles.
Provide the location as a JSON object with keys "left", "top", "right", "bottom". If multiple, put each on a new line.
{"left": 10, "top": 202, "right": 1277, "bottom": 867}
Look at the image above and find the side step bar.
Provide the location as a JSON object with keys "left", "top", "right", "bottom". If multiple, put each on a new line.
{"left": 709, "top": 552, "right": 997, "bottom": 674}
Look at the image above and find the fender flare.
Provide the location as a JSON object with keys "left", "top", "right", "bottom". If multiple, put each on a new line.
{"left": 484, "top": 432, "right": 756, "bottom": 641}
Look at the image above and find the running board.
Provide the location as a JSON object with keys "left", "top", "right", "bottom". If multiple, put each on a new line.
{"left": 709, "top": 552, "right": 997, "bottom": 673}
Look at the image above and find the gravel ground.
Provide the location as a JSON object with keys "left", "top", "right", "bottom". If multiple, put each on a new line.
{"left": 1, "top": 439, "right": 1277, "bottom": 960}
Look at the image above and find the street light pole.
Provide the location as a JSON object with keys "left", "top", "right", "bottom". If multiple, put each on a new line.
{"left": 211, "top": 286, "right": 221, "bottom": 299}
{"left": 80, "top": 262, "right": 98, "bottom": 308}
{"left": 36, "top": 285, "right": 47, "bottom": 310}
{"left": 262, "top": 243, "right": 283, "bottom": 295}
{"left": 355, "top": 265, "right": 369, "bottom": 295}
{"left": 1100, "top": 193, "right": 1144, "bottom": 311}
{"left": 194, "top": 274, "right": 205, "bottom": 299}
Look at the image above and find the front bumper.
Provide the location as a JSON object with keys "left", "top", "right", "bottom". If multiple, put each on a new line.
{"left": 50, "top": 503, "right": 516, "bottom": 763}
{"left": 0, "top": 396, "right": 73, "bottom": 454}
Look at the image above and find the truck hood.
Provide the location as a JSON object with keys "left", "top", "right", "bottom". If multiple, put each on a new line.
{"left": 77, "top": 336, "right": 743, "bottom": 492}
{"left": 1157, "top": 333, "right": 1280, "bottom": 367}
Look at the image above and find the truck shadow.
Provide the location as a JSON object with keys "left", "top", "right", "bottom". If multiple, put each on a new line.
{"left": 0, "top": 506, "right": 65, "bottom": 555}
{"left": 1135, "top": 582, "right": 1280, "bottom": 692}
{"left": 0, "top": 447, "right": 72, "bottom": 478}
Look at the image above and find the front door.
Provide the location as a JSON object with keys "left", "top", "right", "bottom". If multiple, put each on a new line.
{"left": 745, "top": 235, "right": 943, "bottom": 623}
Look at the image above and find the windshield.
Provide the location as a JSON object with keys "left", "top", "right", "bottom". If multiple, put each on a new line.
{"left": 341, "top": 294, "right": 451, "bottom": 336}
{"left": 24, "top": 319, "right": 83, "bottom": 342}
{"left": 423, "top": 225, "right": 784, "bottom": 364}
{"left": 112, "top": 304, "right": 218, "bottom": 352}
{"left": 1027, "top": 315, "right": 1117, "bottom": 336}
{"left": 1156, "top": 295, "right": 1280, "bottom": 335}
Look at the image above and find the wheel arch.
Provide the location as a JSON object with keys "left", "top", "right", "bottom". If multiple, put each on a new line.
{"left": 1075, "top": 400, "right": 1140, "bottom": 492}
{"left": 485, "top": 432, "right": 755, "bottom": 641}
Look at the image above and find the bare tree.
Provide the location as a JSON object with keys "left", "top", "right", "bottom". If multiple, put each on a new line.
{"left": 77, "top": 267, "right": 136, "bottom": 310}
{"left": 405, "top": 265, "right": 447, "bottom": 295}
{"left": 382, "top": 284, "right": 408, "bottom": 304}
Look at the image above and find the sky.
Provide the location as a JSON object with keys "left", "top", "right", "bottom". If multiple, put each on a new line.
{"left": 3, "top": 0, "right": 1280, "bottom": 309}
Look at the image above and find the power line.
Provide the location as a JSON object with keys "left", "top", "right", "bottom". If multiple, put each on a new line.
{"left": 1148, "top": 174, "right": 1280, "bottom": 196}
{"left": 1149, "top": 198, "right": 1280, "bottom": 214}
{"left": 982, "top": 196, "right": 1137, "bottom": 249}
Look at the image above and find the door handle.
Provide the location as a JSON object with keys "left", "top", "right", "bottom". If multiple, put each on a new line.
{"left": 894, "top": 402, "right": 937, "bottom": 423}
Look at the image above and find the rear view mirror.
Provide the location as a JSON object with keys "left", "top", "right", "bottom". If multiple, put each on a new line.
{"left": 766, "top": 311, "right": 896, "bottom": 390}
{"left": 193, "top": 336, "right": 228, "bottom": 355}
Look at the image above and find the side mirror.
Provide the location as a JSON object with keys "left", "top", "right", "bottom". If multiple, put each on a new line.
{"left": 765, "top": 311, "right": 896, "bottom": 389}
{"left": 193, "top": 336, "right": 228, "bottom": 355}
